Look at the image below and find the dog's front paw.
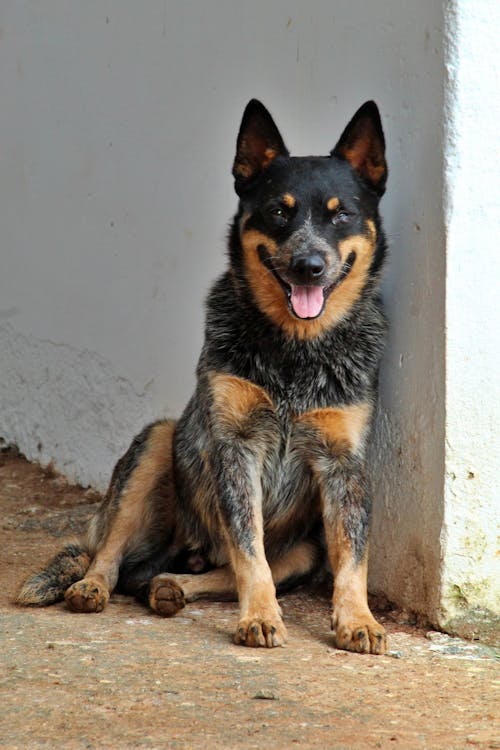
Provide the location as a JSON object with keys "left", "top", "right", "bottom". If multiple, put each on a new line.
{"left": 149, "top": 574, "right": 186, "bottom": 617}
{"left": 65, "top": 578, "right": 109, "bottom": 613}
{"left": 234, "top": 614, "right": 287, "bottom": 648}
{"left": 331, "top": 609, "right": 386, "bottom": 654}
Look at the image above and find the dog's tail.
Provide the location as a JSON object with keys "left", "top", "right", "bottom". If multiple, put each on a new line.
{"left": 15, "top": 541, "right": 91, "bottom": 607}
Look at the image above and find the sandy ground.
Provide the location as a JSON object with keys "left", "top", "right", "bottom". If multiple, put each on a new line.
{"left": 0, "top": 449, "right": 498, "bottom": 750}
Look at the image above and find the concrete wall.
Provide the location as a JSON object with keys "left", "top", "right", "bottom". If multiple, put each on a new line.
{"left": 439, "top": 1, "right": 500, "bottom": 634}
{"left": 0, "top": 1, "right": 497, "bottom": 630}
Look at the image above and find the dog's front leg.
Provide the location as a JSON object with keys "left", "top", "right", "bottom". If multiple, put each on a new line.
{"left": 298, "top": 405, "right": 386, "bottom": 654}
{"left": 209, "top": 373, "right": 286, "bottom": 648}
{"left": 321, "top": 460, "right": 386, "bottom": 655}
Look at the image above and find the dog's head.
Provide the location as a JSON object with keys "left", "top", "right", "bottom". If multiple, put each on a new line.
{"left": 232, "top": 100, "right": 387, "bottom": 338}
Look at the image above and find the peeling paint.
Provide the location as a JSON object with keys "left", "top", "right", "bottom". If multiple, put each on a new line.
{"left": 0, "top": 323, "right": 158, "bottom": 491}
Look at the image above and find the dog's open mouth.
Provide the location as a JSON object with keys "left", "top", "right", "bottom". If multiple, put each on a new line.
{"left": 288, "top": 285, "right": 325, "bottom": 319}
{"left": 257, "top": 246, "right": 356, "bottom": 320}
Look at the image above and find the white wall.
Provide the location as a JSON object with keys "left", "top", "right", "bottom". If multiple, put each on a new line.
{"left": 0, "top": 0, "right": 445, "bottom": 487}
{"left": 440, "top": 1, "right": 500, "bottom": 631}
{"left": 1, "top": 1, "right": 497, "bottom": 629}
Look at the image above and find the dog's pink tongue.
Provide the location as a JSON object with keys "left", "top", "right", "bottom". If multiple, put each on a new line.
{"left": 290, "top": 285, "right": 324, "bottom": 319}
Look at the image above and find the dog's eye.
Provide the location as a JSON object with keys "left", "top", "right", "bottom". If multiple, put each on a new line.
{"left": 269, "top": 207, "right": 285, "bottom": 218}
{"left": 331, "top": 210, "right": 351, "bottom": 226}
{"left": 267, "top": 207, "right": 289, "bottom": 226}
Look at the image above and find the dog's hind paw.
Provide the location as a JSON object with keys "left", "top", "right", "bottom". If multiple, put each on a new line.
{"left": 149, "top": 575, "right": 186, "bottom": 617}
{"left": 64, "top": 578, "right": 109, "bottom": 613}
{"left": 234, "top": 615, "right": 287, "bottom": 648}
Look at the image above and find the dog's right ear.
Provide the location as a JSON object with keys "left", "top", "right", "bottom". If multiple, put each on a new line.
{"left": 233, "top": 100, "right": 289, "bottom": 192}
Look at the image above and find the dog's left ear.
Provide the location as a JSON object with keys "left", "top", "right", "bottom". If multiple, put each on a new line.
{"left": 331, "top": 101, "right": 387, "bottom": 195}
{"left": 233, "top": 99, "right": 289, "bottom": 192}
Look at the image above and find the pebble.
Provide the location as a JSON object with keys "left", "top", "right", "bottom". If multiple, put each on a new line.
{"left": 252, "top": 690, "right": 279, "bottom": 700}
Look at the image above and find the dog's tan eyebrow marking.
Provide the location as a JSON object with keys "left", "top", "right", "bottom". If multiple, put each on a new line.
{"left": 327, "top": 197, "right": 340, "bottom": 211}
{"left": 282, "top": 193, "right": 296, "bottom": 208}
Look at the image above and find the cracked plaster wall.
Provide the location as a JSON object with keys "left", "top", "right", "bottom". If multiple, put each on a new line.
{"left": 0, "top": 323, "right": 157, "bottom": 488}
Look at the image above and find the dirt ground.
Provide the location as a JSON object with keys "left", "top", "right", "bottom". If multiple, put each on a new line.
{"left": 0, "top": 449, "right": 498, "bottom": 750}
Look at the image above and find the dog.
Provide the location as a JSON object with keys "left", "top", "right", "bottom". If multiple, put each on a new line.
{"left": 17, "top": 99, "right": 389, "bottom": 653}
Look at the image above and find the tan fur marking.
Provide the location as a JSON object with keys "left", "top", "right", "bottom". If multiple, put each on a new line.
{"left": 230, "top": 544, "right": 287, "bottom": 647}
{"left": 344, "top": 138, "right": 386, "bottom": 185}
{"left": 210, "top": 372, "right": 273, "bottom": 428}
{"left": 234, "top": 162, "right": 253, "bottom": 179}
{"left": 282, "top": 192, "right": 296, "bottom": 208}
{"left": 269, "top": 540, "right": 317, "bottom": 582}
{"left": 366, "top": 218, "right": 377, "bottom": 241}
{"left": 263, "top": 146, "right": 278, "bottom": 167}
{"left": 241, "top": 229, "right": 293, "bottom": 331}
{"left": 234, "top": 138, "right": 279, "bottom": 179}
{"left": 170, "top": 567, "right": 236, "bottom": 601}
{"left": 232, "top": 549, "right": 277, "bottom": 616}
{"left": 321, "top": 225, "right": 377, "bottom": 326}
{"left": 297, "top": 402, "right": 372, "bottom": 454}
{"left": 241, "top": 223, "right": 376, "bottom": 340}
{"left": 327, "top": 196, "right": 340, "bottom": 211}
{"left": 241, "top": 227, "right": 279, "bottom": 256}
{"left": 325, "top": 519, "right": 369, "bottom": 615}
{"left": 84, "top": 421, "right": 174, "bottom": 588}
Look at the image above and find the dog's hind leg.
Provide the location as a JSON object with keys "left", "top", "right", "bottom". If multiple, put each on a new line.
{"left": 63, "top": 419, "right": 178, "bottom": 613}
{"left": 148, "top": 539, "right": 320, "bottom": 622}
{"left": 16, "top": 420, "right": 171, "bottom": 609}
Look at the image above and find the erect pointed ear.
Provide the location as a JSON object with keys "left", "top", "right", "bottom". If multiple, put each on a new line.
{"left": 331, "top": 101, "right": 387, "bottom": 195}
{"left": 233, "top": 100, "right": 289, "bottom": 192}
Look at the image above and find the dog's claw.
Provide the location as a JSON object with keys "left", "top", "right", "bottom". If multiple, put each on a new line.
{"left": 234, "top": 615, "right": 287, "bottom": 648}
{"left": 331, "top": 610, "right": 386, "bottom": 655}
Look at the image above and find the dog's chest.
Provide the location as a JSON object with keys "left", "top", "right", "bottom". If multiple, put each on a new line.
{"left": 259, "top": 421, "right": 319, "bottom": 543}
{"left": 250, "top": 347, "right": 356, "bottom": 415}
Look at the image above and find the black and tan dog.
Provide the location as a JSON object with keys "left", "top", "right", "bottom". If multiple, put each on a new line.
{"left": 17, "top": 100, "right": 389, "bottom": 653}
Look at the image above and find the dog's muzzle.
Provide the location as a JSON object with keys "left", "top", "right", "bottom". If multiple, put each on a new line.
{"left": 258, "top": 245, "right": 356, "bottom": 320}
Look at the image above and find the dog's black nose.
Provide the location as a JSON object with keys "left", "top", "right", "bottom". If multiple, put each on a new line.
{"left": 290, "top": 254, "right": 326, "bottom": 282}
